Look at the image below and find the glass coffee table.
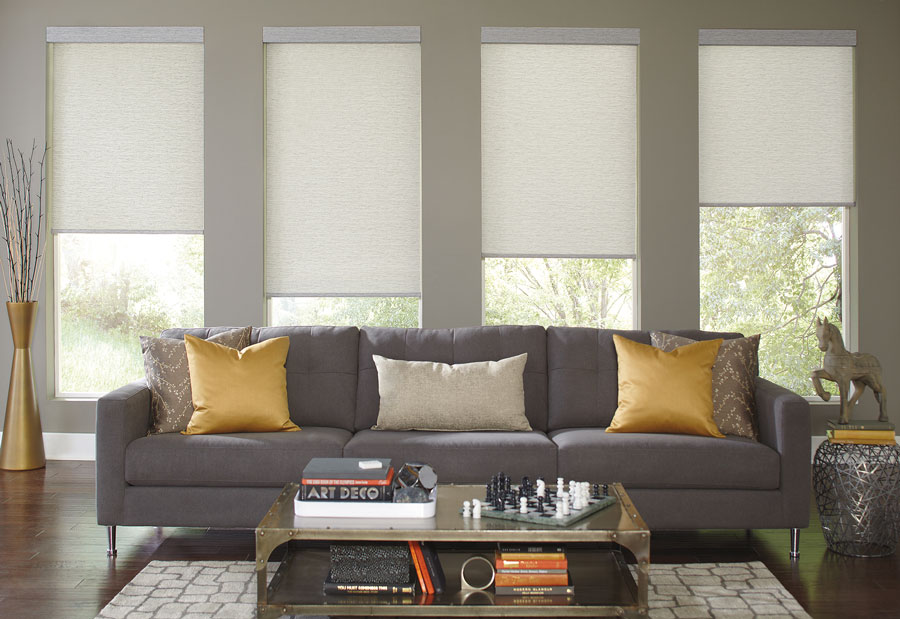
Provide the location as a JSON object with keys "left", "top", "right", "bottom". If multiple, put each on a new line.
{"left": 256, "top": 482, "right": 650, "bottom": 617}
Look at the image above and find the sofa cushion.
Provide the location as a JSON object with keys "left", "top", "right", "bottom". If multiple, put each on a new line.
{"left": 551, "top": 427, "right": 779, "bottom": 490}
{"left": 546, "top": 327, "right": 742, "bottom": 430}
{"left": 356, "top": 326, "right": 548, "bottom": 431}
{"left": 372, "top": 354, "right": 531, "bottom": 431}
{"left": 161, "top": 326, "right": 359, "bottom": 431}
{"left": 125, "top": 427, "right": 351, "bottom": 487}
{"left": 343, "top": 429, "right": 557, "bottom": 483}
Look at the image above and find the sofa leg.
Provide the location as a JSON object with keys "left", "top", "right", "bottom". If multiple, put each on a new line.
{"left": 107, "top": 526, "right": 117, "bottom": 557}
{"left": 789, "top": 528, "right": 800, "bottom": 559}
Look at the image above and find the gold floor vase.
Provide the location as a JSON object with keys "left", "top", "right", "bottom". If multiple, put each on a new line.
{"left": 0, "top": 302, "right": 45, "bottom": 470}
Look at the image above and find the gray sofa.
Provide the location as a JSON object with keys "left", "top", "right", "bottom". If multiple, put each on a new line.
{"left": 97, "top": 325, "right": 810, "bottom": 556}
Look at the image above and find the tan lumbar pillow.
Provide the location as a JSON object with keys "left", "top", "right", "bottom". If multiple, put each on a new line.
{"left": 606, "top": 335, "right": 724, "bottom": 438}
{"left": 182, "top": 334, "right": 299, "bottom": 435}
{"left": 372, "top": 353, "right": 531, "bottom": 431}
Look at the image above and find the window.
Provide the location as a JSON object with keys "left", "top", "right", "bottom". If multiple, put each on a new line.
{"left": 481, "top": 28, "right": 638, "bottom": 327}
{"left": 264, "top": 27, "right": 421, "bottom": 327}
{"left": 698, "top": 29, "right": 855, "bottom": 396}
{"left": 49, "top": 27, "right": 205, "bottom": 396}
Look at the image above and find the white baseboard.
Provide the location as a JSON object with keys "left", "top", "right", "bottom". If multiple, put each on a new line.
{"left": 0, "top": 432, "right": 95, "bottom": 461}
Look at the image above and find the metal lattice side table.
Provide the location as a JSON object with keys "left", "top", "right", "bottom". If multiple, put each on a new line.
{"left": 813, "top": 441, "right": 900, "bottom": 557}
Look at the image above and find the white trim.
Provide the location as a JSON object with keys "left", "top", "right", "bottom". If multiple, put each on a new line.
{"left": 47, "top": 26, "right": 203, "bottom": 43}
{"left": 699, "top": 202, "right": 855, "bottom": 208}
{"left": 699, "top": 29, "right": 856, "bottom": 47}
{"left": 52, "top": 229, "right": 204, "bottom": 235}
{"left": 263, "top": 26, "right": 420, "bottom": 44}
{"left": 482, "top": 253, "right": 637, "bottom": 260}
{"left": 267, "top": 292, "right": 421, "bottom": 298}
{"left": 482, "top": 27, "right": 640, "bottom": 45}
{"left": 0, "top": 432, "right": 95, "bottom": 461}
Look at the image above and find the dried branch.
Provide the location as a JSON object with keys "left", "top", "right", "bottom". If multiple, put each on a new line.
{"left": 0, "top": 139, "right": 48, "bottom": 302}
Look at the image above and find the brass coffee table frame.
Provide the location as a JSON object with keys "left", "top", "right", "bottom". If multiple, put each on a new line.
{"left": 256, "top": 482, "right": 650, "bottom": 617}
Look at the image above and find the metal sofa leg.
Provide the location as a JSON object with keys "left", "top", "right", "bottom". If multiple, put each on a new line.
{"left": 790, "top": 528, "right": 800, "bottom": 559}
{"left": 107, "top": 526, "right": 117, "bottom": 557}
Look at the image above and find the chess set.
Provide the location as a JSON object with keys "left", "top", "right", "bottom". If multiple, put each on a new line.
{"left": 460, "top": 473, "right": 617, "bottom": 527}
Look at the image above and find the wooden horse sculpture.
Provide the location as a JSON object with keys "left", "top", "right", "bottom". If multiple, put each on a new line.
{"left": 811, "top": 317, "right": 888, "bottom": 424}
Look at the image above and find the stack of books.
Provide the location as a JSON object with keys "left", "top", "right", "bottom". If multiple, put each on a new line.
{"left": 826, "top": 419, "right": 896, "bottom": 445}
{"left": 300, "top": 457, "right": 394, "bottom": 502}
{"left": 408, "top": 541, "right": 446, "bottom": 597}
{"left": 494, "top": 544, "right": 574, "bottom": 596}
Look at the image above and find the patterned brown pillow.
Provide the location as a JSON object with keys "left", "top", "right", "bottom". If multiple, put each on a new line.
{"left": 141, "top": 327, "right": 252, "bottom": 434}
{"left": 650, "top": 331, "right": 761, "bottom": 440}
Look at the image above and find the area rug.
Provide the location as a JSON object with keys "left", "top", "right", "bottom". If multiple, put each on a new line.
{"left": 95, "top": 560, "right": 811, "bottom": 619}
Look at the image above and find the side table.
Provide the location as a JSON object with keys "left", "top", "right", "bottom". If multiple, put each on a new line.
{"left": 813, "top": 440, "right": 900, "bottom": 557}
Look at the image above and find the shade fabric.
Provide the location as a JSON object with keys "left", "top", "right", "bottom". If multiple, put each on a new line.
{"left": 265, "top": 36, "right": 421, "bottom": 297}
{"left": 481, "top": 33, "right": 637, "bottom": 258}
{"left": 699, "top": 32, "right": 855, "bottom": 207}
{"left": 50, "top": 38, "right": 204, "bottom": 232}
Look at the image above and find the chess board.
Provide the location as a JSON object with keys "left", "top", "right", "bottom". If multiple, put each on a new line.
{"left": 462, "top": 476, "right": 617, "bottom": 527}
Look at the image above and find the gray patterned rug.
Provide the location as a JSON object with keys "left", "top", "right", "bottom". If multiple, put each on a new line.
{"left": 95, "top": 560, "right": 810, "bottom": 618}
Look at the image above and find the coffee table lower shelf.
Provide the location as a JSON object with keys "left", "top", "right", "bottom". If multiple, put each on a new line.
{"left": 262, "top": 544, "right": 641, "bottom": 617}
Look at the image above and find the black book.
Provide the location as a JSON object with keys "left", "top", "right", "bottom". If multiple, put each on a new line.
{"left": 299, "top": 483, "right": 393, "bottom": 502}
{"left": 494, "top": 584, "right": 575, "bottom": 596}
{"left": 497, "top": 544, "right": 566, "bottom": 554}
{"left": 302, "top": 457, "right": 393, "bottom": 483}
{"left": 827, "top": 419, "right": 895, "bottom": 431}
{"left": 419, "top": 543, "right": 446, "bottom": 594}
{"left": 323, "top": 573, "right": 415, "bottom": 595}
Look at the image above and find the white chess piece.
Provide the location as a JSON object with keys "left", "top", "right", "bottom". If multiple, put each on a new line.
{"left": 519, "top": 497, "right": 528, "bottom": 514}
{"left": 472, "top": 499, "right": 482, "bottom": 519}
{"left": 561, "top": 498, "right": 570, "bottom": 516}
{"left": 554, "top": 501, "right": 564, "bottom": 518}
{"left": 536, "top": 479, "right": 546, "bottom": 499}
{"left": 556, "top": 477, "right": 564, "bottom": 494}
{"left": 572, "top": 493, "right": 583, "bottom": 510}
{"left": 463, "top": 500, "right": 472, "bottom": 518}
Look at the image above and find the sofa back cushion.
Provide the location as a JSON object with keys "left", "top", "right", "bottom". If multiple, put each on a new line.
{"left": 356, "top": 326, "right": 548, "bottom": 431}
{"left": 161, "top": 326, "right": 359, "bottom": 431}
{"left": 546, "top": 327, "right": 742, "bottom": 430}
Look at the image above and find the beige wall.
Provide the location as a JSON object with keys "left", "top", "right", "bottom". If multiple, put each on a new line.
{"left": 0, "top": 0, "right": 897, "bottom": 436}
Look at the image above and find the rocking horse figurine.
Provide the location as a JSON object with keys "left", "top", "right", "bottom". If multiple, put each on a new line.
{"left": 811, "top": 317, "right": 888, "bottom": 424}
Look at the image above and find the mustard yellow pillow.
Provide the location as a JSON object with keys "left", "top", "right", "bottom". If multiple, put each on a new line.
{"left": 182, "top": 334, "right": 299, "bottom": 435}
{"left": 606, "top": 335, "right": 724, "bottom": 438}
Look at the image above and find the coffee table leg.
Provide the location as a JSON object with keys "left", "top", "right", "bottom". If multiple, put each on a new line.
{"left": 256, "top": 528, "right": 290, "bottom": 618}
{"left": 617, "top": 530, "right": 651, "bottom": 616}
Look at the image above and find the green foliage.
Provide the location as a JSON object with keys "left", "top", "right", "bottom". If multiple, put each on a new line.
{"left": 700, "top": 207, "right": 842, "bottom": 396}
{"left": 57, "top": 234, "right": 204, "bottom": 394}
{"left": 484, "top": 258, "right": 633, "bottom": 328}
{"left": 58, "top": 316, "right": 144, "bottom": 394}
{"left": 271, "top": 296, "right": 419, "bottom": 328}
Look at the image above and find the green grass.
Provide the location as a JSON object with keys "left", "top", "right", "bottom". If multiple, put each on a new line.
{"left": 58, "top": 317, "right": 144, "bottom": 395}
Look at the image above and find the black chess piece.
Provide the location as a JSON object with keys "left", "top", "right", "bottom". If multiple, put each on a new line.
{"left": 537, "top": 497, "right": 544, "bottom": 513}
{"left": 592, "top": 483, "right": 600, "bottom": 499}
{"left": 602, "top": 484, "right": 609, "bottom": 497}
{"left": 486, "top": 482, "right": 493, "bottom": 502}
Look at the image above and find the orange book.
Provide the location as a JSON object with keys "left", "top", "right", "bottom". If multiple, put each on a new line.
{"left": 408, "top": 541, "right": 426, "bottom": 594}
{"left": 495, "top": 572, "right": 570, "bottom": 587}
{"left": 496, "top": 556, "right": 568, "bottom": 570}
{"left": 413, "top": 542, "right": 434, "bottom": 595}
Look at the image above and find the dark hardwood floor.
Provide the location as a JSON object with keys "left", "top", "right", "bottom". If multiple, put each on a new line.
{"left": 1, "top": 461, "right": 898, "bottom": 618}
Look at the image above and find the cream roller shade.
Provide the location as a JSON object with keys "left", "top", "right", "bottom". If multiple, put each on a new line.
{"left": 481, "top": 28, "right": 638, "bottom": 258}
{"left": 50, "top": 29, "right": 204, "bottom": 233}
{"left": 265, "top": 28, "right": 421, "bottom": 297}
{"left": 699, "top": 30, "right": 855, "bottom": 207}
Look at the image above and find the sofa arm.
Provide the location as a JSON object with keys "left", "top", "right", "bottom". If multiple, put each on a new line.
{"left": 755, "top": 377, "right": 811, "bottom": 526}
{"left": 96, "top": 380, "right": 151, "bottom": 525}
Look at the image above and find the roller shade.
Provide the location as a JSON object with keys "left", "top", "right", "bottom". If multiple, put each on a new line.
{"left": 481, "top": 28, "right": 638, "bottom": 259}
{"left": 699, "top": 29, "right": 855, "bottom": 207}
{"left": 264, "top": 27, "right": 421, "bottom": 297}
{"left": 49, "top": 27, "right": 204, "bottom": 233}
